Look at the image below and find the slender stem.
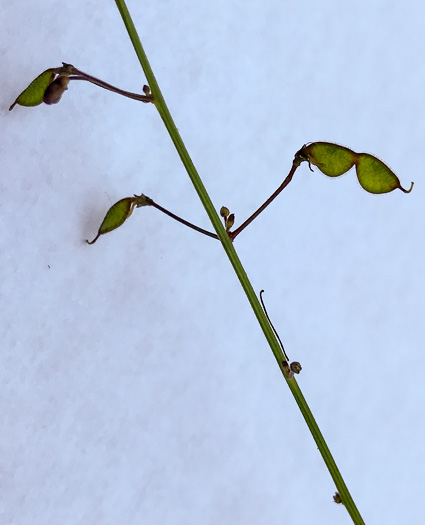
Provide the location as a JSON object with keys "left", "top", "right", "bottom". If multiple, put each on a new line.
{"left": 114, "top": 2, "right": 365, "bottom": 523}
{"left": 230, "top": 160, "right": 299, "bottom": 240}
{"left": 149, "top": 198, "right": 219, "bottom": 240}
{"left": 64, "top": 64, "right": 153, "bottom": 103}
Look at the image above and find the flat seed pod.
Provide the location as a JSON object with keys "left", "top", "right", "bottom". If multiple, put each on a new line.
{"left": 9, "top": 69, "right": 56, "bottom": 110}
{"left": 300, "top": 142, "right": 357, "bottom": 177}
{"left": 355, "top": 153, "right": 414, "bottom": 194}
{"left": 86, "top": 194, "right": 152, "bottom": 245}
{"left": 87, "top": 197, "right": 136, "bottom": 245}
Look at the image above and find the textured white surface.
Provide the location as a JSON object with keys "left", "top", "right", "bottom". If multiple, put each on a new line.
{"left": 2, "top": 1, "right": 424, "bottom": 523}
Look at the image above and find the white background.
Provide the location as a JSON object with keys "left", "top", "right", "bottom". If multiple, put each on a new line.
{"left": 2, "top": 1, "right": 424, "bottom": 523}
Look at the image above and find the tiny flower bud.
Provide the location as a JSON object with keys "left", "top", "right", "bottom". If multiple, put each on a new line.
{"left": 220, "top": 206, "right": 229, "bottom": 218}
{"left": 290, "top": 361, "right": 302, "bottom": 374}
{"left": 281, "top": 361, "right": 290, "bottom": 374}
{"left": 333, "top": 492, "right": 342, "bottom": 504}
{"left": 225, "top": 213, "right": 235, "bottom": 231}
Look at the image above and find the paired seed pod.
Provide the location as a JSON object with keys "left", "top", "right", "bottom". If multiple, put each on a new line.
{"left": 296, "top": 142, "right": 413, "bottom": 194}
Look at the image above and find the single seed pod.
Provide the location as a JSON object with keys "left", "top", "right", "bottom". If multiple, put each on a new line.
{"left": 86, "top": 194, "right": 152, "bottom": 245}
{"left": 9, "top": 68, "right": 56, "bottom": 110}
{"left": 86, "top": 197, "right": 137, "bottom": 245}
{"left": 355, "top": 153, "right": 413, "bottom": 194}
{"left": 298, "top": 142, "right": 357, "bottom": 177}
{"left": 43, "top": 76, "right": 70, "bottom": 105}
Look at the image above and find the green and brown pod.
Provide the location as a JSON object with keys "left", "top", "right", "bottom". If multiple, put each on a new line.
{"left": 296, "top": 142, "right": 413, "bottom": 194}
{"left": 86, "top": 194, "right": 152, "bottom": 245}
{"left": 9, "top": 63, "right": 77, "bottom": 110}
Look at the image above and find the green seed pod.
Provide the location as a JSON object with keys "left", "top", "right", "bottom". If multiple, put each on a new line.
{"left": 86, "top": 194, "right": 152, "bottom": 245}
{"left": 355, "top": 153, "right": 414, "bottom": 194}
{"left": 86, "top": 197, "right": 137, "bottom": 245}
{"left": 299, "top": 142, "right": 357, "bottom": 177}
{"left": 43, "top": 76, "right": 70, "bottom": 105}
{"left": 9, "top": 69, "right": 56, "bottom": 110}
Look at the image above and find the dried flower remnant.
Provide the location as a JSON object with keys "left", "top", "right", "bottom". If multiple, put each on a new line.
{"left": 43, "top": 76, "right": 70, "bottom": 105}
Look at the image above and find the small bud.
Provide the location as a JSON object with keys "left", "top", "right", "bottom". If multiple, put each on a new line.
{"left": 333, "top": 492, "right": 343, "bottom": 504}
{"left": 281, "top": 361, "right": 291, "bottom": 374}
{"left": 142, "top": 84, "right": 151, "bottom": 95}
{"left": 43, "top": 76, "right": 70, "bottom": 105}
{"left": 220, "top": 206, "right": 229, "bottom": 218}
{"left": 225, "top": 213, "right": 235, "bottom": 231}
{"left": 290, "top": 361, "right": 302, "bottom": 374}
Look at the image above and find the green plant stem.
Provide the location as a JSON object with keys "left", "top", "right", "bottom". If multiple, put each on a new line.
{"left": 114, "top": 2, "right": 365, "bottom": 523}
